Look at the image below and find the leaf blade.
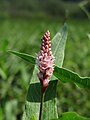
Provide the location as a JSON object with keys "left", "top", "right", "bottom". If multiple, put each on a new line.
{"left": 8, "top": 50, "right": 36, "bottom": 64}
{"left": 52, "top": 112, "right": 90, "bottom": 120}
{"left": 22, "top": 24, "right": 68, "bottom": 120}
{"left": 52, "top": 23, "right": 68, "bottom": 67}
{"left": 54, "top": 66, "right": 90, "bottom": 88}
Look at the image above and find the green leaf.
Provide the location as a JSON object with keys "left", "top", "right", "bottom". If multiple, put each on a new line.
{"left": 26, "top": 80, "right": 58, "bottom": 103}
{"left": 0, "top": 68, "right": 7, "bottom": 80}
{"left": 22, "top": 23, "right": 68, "bottom": 120}
{"left": 5, "top": 100, "right": 18, "bottom": 120}
{"left": 8, "top": 50, "right": 36, "bottom": 64}
{"left": 51, "top": 23, "right": 68, "bottom": 80}
{"left": 52, "top": 23, "right": 67, "bottom": 67}
{"left": 0, "top": 107, "right": 3, "bottom": 120}
{"left": 54, "top": 66, "right": 90, "bottom": 88}
{"left": 52, "top": 112, "right": 90, "bottom": 120}
{"left": 22, "top": 66, "right": 58, "bottom": 120}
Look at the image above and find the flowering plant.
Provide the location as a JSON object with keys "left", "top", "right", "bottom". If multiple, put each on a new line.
{"left": 37, "top": 31, "right": 54, "bottom": 92}
{"left": 9, "top": 24, "right": 90, "bottom": 120}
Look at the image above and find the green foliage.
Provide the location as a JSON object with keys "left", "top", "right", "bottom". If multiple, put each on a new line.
{"left": 5, "top": 100, "right": 18, "bottom": 120}
{"left": 79, "top": 1, "right": 90, "bottom": 20}
{"left": 54, "top": 66, "right": 90, "bottom": 88}
{"left": 52, "top": 23, "right": 67, "bottom": 67}
{"left": 26, "top": 80, "right": 58, "bottom": 102}
{"left": 9, "top": 22, "right": 90, "bottom": 120}
{"left": 7, "top": 49, "right": 90, "bottom": 88}
{"left": 0, "top": 19, "right": 90, "bottom": 119}
{"left": 22, "top": 65, "right": 58, "bottom": 120}
{"left": 52, "top": 112, "right": 90, "bottom": 120}
{"left": 0, "top": 108, "right": 3, "bottom": 120}
{"left": 22, "top": 23, "right": 68, "bottom": 120}
{"left": 8, "top": 23, "right": 90, "bottom": 119}
{"left": 8, "top": 50, "right": 35, "bottom": 64}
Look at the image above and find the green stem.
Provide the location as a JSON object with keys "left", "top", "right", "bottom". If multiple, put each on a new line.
{"left": 39, "top": 90, "right": 44, "bottom": 120}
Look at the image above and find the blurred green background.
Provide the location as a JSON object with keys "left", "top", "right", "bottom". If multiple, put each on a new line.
{"left": 0, "top": 0, "right": 90, "bottom": 120}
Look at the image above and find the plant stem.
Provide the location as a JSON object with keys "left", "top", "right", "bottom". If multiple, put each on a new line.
{"left": 39, "top": 90, "right": 44, "bottom": 120}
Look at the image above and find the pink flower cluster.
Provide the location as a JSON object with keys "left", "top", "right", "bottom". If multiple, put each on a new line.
{"left": 37, "top": 31, "right": 54, "bottom": 92}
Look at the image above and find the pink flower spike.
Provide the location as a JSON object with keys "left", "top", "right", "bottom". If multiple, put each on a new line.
{"left": 37, "top": 30, "right": 54, "bottom": 93}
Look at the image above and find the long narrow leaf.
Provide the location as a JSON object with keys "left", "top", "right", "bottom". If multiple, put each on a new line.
{"left": 52, "top": 23, "right": 67, "bottom": 67}
{"left": 8, "top": 50, "right": 90, "bottom": 88}
{"left": 8, "top": 50, "right": 36, "bottom": 64}
{"left": 54, "top": 66, "right": 90, "bottom": 88}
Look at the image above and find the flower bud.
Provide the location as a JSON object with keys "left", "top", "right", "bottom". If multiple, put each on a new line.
{"left": 37, "top": 31, "right": 54, "bottom": 93}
